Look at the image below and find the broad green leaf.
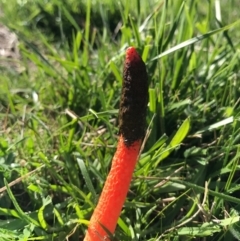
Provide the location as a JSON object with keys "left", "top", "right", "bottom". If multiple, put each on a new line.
{"left": 37, "top": 196, "right": 52, "bottom": 230}
{"left": 77, "top": 157, "right": 97, "bottom": 203}
{"left": 157, "top": 117, "right": 190, "bottom": 163}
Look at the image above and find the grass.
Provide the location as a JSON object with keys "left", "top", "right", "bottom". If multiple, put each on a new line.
{"left": 0, "top": 0, "right": 240, "bottom": 240}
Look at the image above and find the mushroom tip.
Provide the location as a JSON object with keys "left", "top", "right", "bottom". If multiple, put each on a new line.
{"left": 125, "top": 46, "right": 141, "bottom": 63}
{"left": 126, "top": 46, "right": 136, "bottom": 53}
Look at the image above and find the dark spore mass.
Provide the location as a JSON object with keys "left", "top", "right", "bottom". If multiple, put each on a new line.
{"left": 119, "top": 47, "right": 149, "bottom": 146}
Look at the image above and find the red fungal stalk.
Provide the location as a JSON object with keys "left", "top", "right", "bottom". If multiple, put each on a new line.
{"left": 83, "top": 136, "right": 141, "bottom": 241}
{"left": 83, "top": 47, "right": 148, "bottom": 241}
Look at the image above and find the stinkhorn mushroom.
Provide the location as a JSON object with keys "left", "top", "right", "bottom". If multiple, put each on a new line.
{"left": 83, "top": 47, "right": 148, "bottom": 241}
